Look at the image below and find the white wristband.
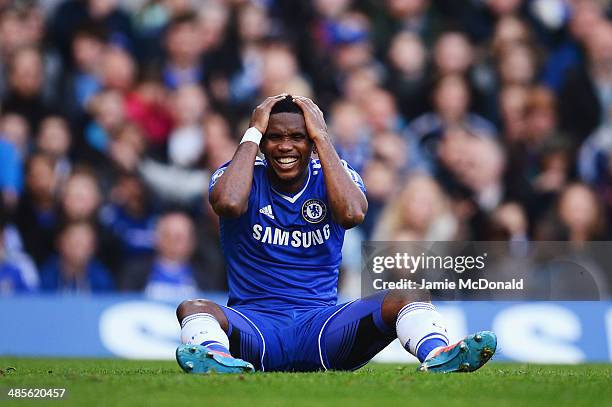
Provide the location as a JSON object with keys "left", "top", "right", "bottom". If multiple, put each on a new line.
{"left": 240, "top": 127, "right": 263, "bottom": 145}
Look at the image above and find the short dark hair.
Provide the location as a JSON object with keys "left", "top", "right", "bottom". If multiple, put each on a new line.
{"left": 270, "top": 95, "right": 303, "bottom": 116}
{"left": 73, "top": 23, "right": 108, "bottom": 43}
{"left": 166, "top": 11, "right": 198, "bottom": 34}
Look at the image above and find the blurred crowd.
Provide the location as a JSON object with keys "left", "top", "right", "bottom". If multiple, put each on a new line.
{"left": 1, "top": 0, "right": 612, "bottom": 298}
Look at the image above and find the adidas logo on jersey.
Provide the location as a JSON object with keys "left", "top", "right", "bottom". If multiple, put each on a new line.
{"left": 259, "top": 205, "right": 275, "bottom": 220}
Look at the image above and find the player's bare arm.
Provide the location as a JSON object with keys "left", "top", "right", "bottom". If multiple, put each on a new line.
{"left": 293, "top": 96, "right": 368, "bottom": 229}
{"left": 210, "top": 94, "right": 287, "bottom": 217}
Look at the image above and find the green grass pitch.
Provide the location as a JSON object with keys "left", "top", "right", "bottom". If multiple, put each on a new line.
{"left": 0, "top": 358, "right": 611, "bottom": 407}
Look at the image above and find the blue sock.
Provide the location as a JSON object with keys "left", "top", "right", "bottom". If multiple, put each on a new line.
{"left": 415, "top": 337, "right": 448, "bottom": 362}
{"left": 201, "top": 340, "right": 231, "bottom": 355}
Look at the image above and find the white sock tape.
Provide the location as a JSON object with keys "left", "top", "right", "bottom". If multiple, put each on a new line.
{"left": 240, "top": 127, "right": 263, "bottom": 145}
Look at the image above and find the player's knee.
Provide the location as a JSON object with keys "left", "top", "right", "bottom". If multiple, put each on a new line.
{"left": 176, "top": 299, "right": 220, "bottom": 321}
{"left": 381, "top": 289, "right": 432, "bottom": 326}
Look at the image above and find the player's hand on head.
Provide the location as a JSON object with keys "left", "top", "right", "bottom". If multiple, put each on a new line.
{"left": 292, "top": 96, "right": 328, "bottom": 142}
{"left": 249, "top": 93, "right": 288, "bottom": 133}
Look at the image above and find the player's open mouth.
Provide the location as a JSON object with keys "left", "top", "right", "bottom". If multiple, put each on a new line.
{"left": 274, "top": 156, "right": 299, "bottom": 169}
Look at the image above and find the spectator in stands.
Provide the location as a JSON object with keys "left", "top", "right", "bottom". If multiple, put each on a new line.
{"left": 224, "top": 1, "right": 271, "bottom": 108}
{"left": 577, "top": 105, "right": 612, "bottom": 237}
{"left": 331, "top": 11, "right": 377, "bottom": 73}
{"left": 51, "top": 0, "right": 134, "bottom": 67}
{"left": 0, "top": 112, "right": 30, "bottom": 159}
{"left": 167, "top": 84, "right": 208, "bottom": 168}
{"left": 371, "top": 0, "right": 441, "bottom": 50}
{"left": 62, "top": 24, "right": 106, "bottom": 121}
{"left": 486, "top": 201, "right": 529, "bottom": 242}
{"left": 2, "top": 47, "right": 53, "bottom": 131}
{"left": 559, "top": 21, "right": 612, "bottom": 143}
{"left": 342, "top": 64, "right": 382, "bottom": 107}
{"left": 362, "top": 87, "right": 406, "bottom": 134}
{"left": 481, "top": 15, "right": 536, "bottom": 121}
{"left": 497, "top": 42, "right": 538, "bottom": 87}
{"left": 201, "top": 113, "right": 237, "bottom": 171}
{"left": 0, "top": 8, "right": 28, "bottom": 98}
{"left": 490, "top": 16, "right": 534, "bottom": 58}
{"left": 433, "top": 30, "right": 493, "bottom": 119}
{"left": 138, "top": 84, "right": 209, "bottom": 207}
{"left": 407, "top": 75, "right": 497, "bottom": 170}
{"left": 523, "top": 87, "right": 572, "bottom": 194}
{"left": 59, "top": 168, "right": 121, "bottom": 270}
{"left": 310, "top": 0, "right": 354, "bottom": 54}
{"left": 120, "top": 211, "right": 224, "bottom": 299}
{"left": 464, "top": 0, "right": 525, "bottom": 44}
{"left": 40, "top": 220, "right": 114, "bottom": 293}
{"left": 100, "top": 46, "right": 136, "bottom": 93}
{"left": 360, "top": 159, "right": 400, "bottom": 238}
{"left": 373, "top": 173, "right": 458, "bottom": 241}
{"left": 537, "top": 183, "right": 608, "bottom": 243}
{"left": 557, "top": 183, "right": 608, "bottom": 242}
{"left": 0, "top": 204, "right": 39, "bottom": 294}
{"left": 324, "top": 11, "right": 384, "bottom": 106}
{"left": 132, "top": 0, "right": 173, "bottom": 63}
{"left": 0, "top": 4, "right": 61, "bottom": 103}
{"left": 432, "top": 31, "right": 474, "bottom": 78}
{"left": 437, "top": 131, "right": 507, "bottom": 213}
{"left": 36, "top": 115, "right": 72, "bottom": 187}
{"left": 108, "top": 122, "right": 147, "bottom": 173}
{"left": 260, "top": 42, "right": 313, "bottom": 98}
{"left": 500, "top": 86, "right": 571, "bottom": 224}
{"left": 21, "top": 1, "right": 63, "bottom": 104}
{"left": 197, "top": 0, "right": 230, "bottom": 55}
{"left": 498, "top": 84, "right": 529, "bottom": 142}
{"left": 60, "top": 168, "right": 102, "bottom": 222}
{"left": 14, "top": 154, "right": 59, "bottom": 266}
{"left": 385, "top": 31, "right": 429, "bottom": 120}
{"left": 100, "top": 172, "right": 157, "bottom": 262}
{"left": 124, "top": 77, "right": 173, "bottom": 150}
{"left": 330, "top": 100, "right": 371, "bottom": 173}
{"left": 83, "top": 89, "right": 126, "bottom": 157}
{"left": 578, "top": 105, "right": 612, "bottom": 187}
{"left": 541, "top": 0, "right": 606, "bottom": 92}
{"left": 161, "top": 12, "right": 205, "bottom": 90}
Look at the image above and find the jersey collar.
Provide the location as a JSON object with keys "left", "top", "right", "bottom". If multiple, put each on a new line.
{"left": 270, "top": 164, "right": 311, "bottom": 204}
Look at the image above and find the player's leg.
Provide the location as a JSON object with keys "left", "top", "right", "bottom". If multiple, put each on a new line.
{"left": 314, "top": 291, "right": 397, "bottom": 371}
{"left": 317, "top": 290, "right": 496, "bottom": 372}
{"left": 382, "top": 290, "right": 497, "bottom": 373}
{"left": 175, "top": 299, "right": 256, "bottom": 374}
{"left": 316, "top": 289, "right": 443, "bottom": 370}
{"left": 176, "top": 299, "right": 231, "bottom": 353}
{"left": 381, "top": 289, "right": 449, "bottom": 362}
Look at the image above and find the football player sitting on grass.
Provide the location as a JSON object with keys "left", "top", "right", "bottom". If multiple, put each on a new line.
{"left": 175, "top": 94, "right": 496, "bottom": 373}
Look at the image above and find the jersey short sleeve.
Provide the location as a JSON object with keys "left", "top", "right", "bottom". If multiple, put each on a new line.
{"left": 208, "top": 157, "right": 266, "bottom": 202}
{"left": 209, "top": 162, "right": 229, "bottom": 194}
{"left": 340, "top": 159, "right": 366, "bottom": 194}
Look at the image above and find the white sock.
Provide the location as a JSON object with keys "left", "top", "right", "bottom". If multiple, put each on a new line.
{"left": 395, "top": 302, "right": 449, "bottom": 362}
{"left": 180, "top": 313, "right": 230, "bottom": 351}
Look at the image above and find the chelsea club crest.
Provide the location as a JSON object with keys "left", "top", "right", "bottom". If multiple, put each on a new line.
{"left": 301, "top": 199, "right": 327, "bottom": 223}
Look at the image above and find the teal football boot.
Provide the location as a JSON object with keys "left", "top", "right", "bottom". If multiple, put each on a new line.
{"left": 176, "top": 344, "right": 255, "bottom": 374}
{"left": 417, "top": 331, "right": 497, "bottom": 373}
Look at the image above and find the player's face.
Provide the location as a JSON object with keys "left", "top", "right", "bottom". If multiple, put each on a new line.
{"left": 261, "top": 112, "right": 313, "bottom": 188}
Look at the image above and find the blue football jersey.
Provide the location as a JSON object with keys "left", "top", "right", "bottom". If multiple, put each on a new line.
{"left": 209, "top": 157, "right": 366, "bottom": 310}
